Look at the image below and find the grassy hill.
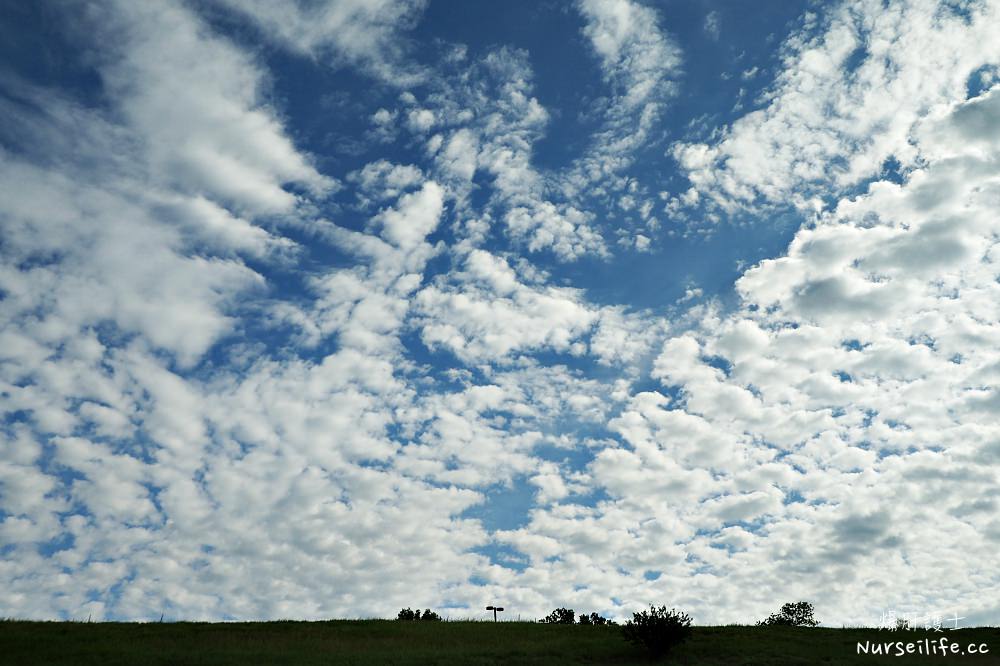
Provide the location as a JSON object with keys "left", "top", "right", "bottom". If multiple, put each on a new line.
{"left": 1, "top": 620, "right": 998, "bottom": 665}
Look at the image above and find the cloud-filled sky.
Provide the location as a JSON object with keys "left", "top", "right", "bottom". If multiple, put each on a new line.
{"left": 2, "top": 0, "right": 999, "bottom": 625}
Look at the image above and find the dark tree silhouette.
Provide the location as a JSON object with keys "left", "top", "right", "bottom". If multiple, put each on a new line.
{"left": 757, "top": 601, "right": 819, "bottom": 627}
{"left": 578, "top": 612, "right": 614, "bottom": 626}
{"left": 396, "top": 608, "right": 442, "bottom": 621}
{"left": 539, "top": 607, "right": 576, "bottom": 624}
{"left": 621, "top": 606, "right": 692, "bottom": 659}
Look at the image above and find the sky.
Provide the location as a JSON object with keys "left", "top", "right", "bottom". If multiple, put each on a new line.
{"left": 1, "top": 0, "right": 1000, "bottom": 626}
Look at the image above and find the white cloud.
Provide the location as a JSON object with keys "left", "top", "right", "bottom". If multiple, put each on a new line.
{"left": 704, "top": 10, "right": 721, "bottom": 41}
{"left": 377, "top": 181, "right": 444, "bottom": 249}
{"left": 578, "top": 0, "right": 682, "bottom": 111}
{"left": 397, "top": 16, "right": 679, "bottom": 260}
{"left": 0, "top": 0, "right": 334, "bottom": 368}
{"left": 439, "top": 128, "right": 479, "bottom": 182}
{"left": 564, "top": 0, "right": 682, "bottom": 221}
{"left": 349, "top": 160, "right": 424, "bottom": 206}
{"left": 674, "top": 0, "right": 1000, "bottom": 211}
{"left": 105, "top": 2, "right": 333, "bottom": 215}
{"left": 406, "top": 108, "right": 436, "bottom": 133}
{"left": 469, "top": 50, "right": 610, "bottom": 260}
{"left": 276, "top": 181, "right": 445, "bottom": 353}
{"left": 414, "top": 250, "right": 598, "bottom": 363}
{"left": 209, "top": 0, "right": 428, "bottom": 85}
{"left": 0, "top": 154, "right": 263, "bottom": 367}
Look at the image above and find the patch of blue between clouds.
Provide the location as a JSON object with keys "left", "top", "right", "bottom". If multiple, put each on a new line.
{"left": 460, "top": 476, "right": 538, "bottom": 532}
{"left": 470, "top": 543, "right": 529, "bottom": 573}
{"left": 966, "top": 65, "right": 1000, "bottom": 98}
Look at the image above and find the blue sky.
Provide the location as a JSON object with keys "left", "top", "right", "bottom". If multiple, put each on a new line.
{"left": 2, "top": 0, "right": 1000, "bottom": 626}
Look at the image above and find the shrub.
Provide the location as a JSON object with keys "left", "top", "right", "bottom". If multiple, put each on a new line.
{"left": 396, "top": 608, "right": 441, "bottom": 621}
{"left": 757, "top": 601, "right": 818, "bottom": 627}
{"left": 578, "top": 612, "right": 614, "bottom": 626}
{"left": 539, "top": 607, "right": 576, "bottom": 624}
{"left": 621, "top": 605, "right": 692, "bottom": 659}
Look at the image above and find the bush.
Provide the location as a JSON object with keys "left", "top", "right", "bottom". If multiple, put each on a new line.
{"left": 539, "top": 607, "right": 576, "bottom": 624}
{"left": 578, "top": 612, "right": 614, "bottom": 626}
{"left": 757, "top": 601, "right": 818, "bottom": 627}
{"left": 396, "top": 608, "right": 441, "bottom": 621}
{"left": 621, "top": 605, "right": 692, "bottom": 659}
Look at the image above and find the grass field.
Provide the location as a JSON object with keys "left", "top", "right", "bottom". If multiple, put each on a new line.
{"left": 1, "top": 620, "right": 998, "bottom": 665}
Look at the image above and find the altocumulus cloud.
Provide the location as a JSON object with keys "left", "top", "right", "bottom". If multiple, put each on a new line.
{"left": 1, "top": 0, "right": 999, "bottom": 626}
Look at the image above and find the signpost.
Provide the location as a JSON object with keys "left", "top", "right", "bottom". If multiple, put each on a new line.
{"left": 485, "top": 605, "right": 504, "bottom": 622}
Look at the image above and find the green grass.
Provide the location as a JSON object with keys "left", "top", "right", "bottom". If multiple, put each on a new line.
{"left": 1, "top": 620, "right": 998, "bottom": 665}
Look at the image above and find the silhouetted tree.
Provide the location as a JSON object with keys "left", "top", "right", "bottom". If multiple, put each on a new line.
{"left": 757, "top": 601, "right": 818, "bottom": 627}
{"left": 578, "top": 612, "right": 614, "bottom": 626}
{"left": 539, "top": 607, "right": 576, "bottom": 624}
{"left": 396, "top": 608, "right": 442, "bottom": 621}
{"left": 621, "top": 606, "right": 692, "bottom": 659}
